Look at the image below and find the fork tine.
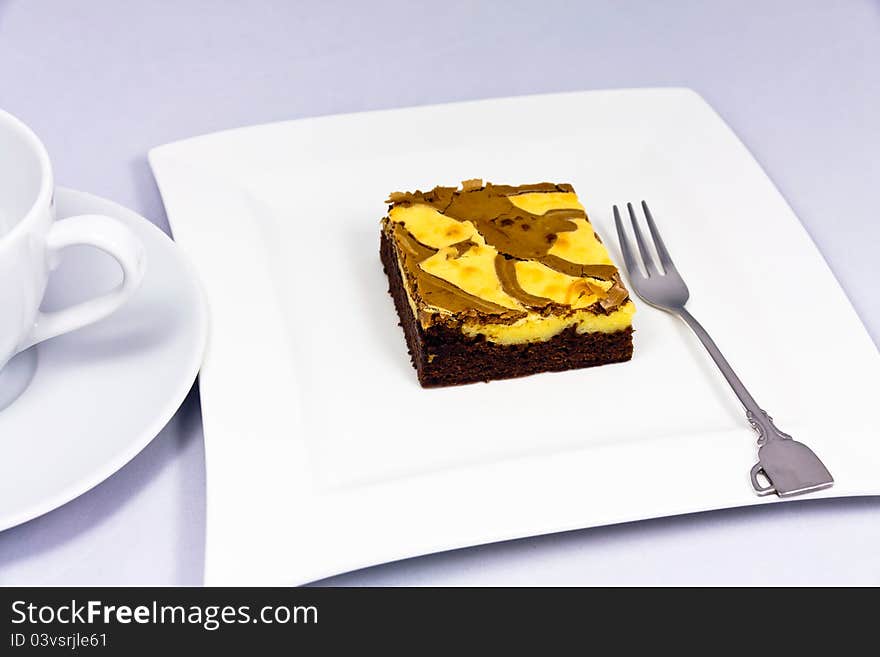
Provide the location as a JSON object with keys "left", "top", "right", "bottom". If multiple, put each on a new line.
{"left": 641, "top": 201, "right": 674, "bottom": 273}
{"left": 613, "top": 205, "right": 643, "bottom": 279}
{"left": 627, "top": 202, "right": 658, "bottom": 276}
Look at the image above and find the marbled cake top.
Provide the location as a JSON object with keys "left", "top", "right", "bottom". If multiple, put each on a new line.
{"left": 382, "top": 180, "right": 634, "bottom": 344}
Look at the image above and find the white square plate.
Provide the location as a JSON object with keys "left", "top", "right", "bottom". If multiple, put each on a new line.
{"left": 150, "top": 88, "right": 880, "bottom": 585}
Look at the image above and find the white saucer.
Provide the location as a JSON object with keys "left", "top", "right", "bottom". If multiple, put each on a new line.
{"left": 0, "top": 188, "right": 207, "bottom": 531}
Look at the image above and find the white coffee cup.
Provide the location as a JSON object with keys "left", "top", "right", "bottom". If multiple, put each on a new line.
{"left": 0, "top": 109, "right": 145, "bottom": 372}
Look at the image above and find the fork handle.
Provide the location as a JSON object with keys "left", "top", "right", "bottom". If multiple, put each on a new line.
{"left": 677, "top": 308, "right": 765, "bottom": 412}
{"left": 677, "top": 308, "right": 759, "bottom": 410}
{"left": 678, "top": 308, "right": 794, "bottom": 447}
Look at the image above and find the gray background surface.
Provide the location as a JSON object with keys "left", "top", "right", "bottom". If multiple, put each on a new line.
{"left": 0, "top": 0, "right": 878, "bottom": 585}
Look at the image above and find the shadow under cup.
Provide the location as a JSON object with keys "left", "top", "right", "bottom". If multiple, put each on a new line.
{"left": 0, "top": 348, "right": 37, "bottom": 412}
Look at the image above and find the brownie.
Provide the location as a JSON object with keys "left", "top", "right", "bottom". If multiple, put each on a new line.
{"left": 380, "top": 180, "right": 634, "bottom": 387}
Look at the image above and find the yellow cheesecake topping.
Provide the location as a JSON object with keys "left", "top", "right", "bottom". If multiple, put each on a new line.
{"left": 382, "top": 181, "right": 633, "bottom": 344}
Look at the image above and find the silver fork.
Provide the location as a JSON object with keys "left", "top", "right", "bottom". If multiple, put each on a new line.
{"left": 614, "top": 201, "right": 833, "bottom": 498}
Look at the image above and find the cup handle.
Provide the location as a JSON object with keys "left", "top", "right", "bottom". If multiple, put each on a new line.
{"left": 750, "top": 462, "right": 776, "bottom": 497}
{"left": 19, "top": 214, "right": 145, "bottom": 351}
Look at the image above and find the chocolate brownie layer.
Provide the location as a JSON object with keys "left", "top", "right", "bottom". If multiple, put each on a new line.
{"left": 381, "top": 231, "right": 633, "bottom": 387}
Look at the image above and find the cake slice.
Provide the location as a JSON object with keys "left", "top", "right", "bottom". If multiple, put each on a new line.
{"left": 379, "top": 180, "right": 634, "bottom": 387}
